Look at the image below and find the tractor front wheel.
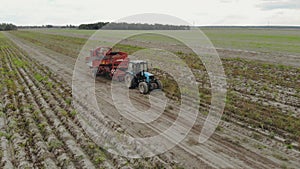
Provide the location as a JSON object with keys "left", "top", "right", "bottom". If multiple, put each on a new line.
{"left": 139, "top": 82, "right": 149, "bottom": 94}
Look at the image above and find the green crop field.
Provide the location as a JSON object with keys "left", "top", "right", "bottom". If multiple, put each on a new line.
{"left": 203, "top": 28, "right": 300, "bottom": 54}
{"left": 28, "top": 28, "right": 300, "bottom": 55}
{"left": 1, "top": 28, "right": 300, "bottom": 168}
{"left": 10, "top": 29, "right": 300, "bottom": 142}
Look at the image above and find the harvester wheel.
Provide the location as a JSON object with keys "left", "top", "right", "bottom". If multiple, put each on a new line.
{"left": 156, "top": 80, "right": 163, "bottom": 90}
{"left": 125, "top": 74, "right": 134, "bottom": 88}
{"left": 139, "top": 82, "right": 149, "bottom": 94}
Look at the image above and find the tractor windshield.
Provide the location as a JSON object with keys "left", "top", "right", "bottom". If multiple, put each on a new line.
{"left": 140, "top": 62, "right": 148, "bottom": 72}
{"left": 129, "top": 62, "right": 148, "bottom": 74}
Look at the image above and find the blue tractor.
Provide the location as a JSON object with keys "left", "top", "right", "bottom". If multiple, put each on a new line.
{"left": 124, "top": 60, "right": 162, "bottom": 94}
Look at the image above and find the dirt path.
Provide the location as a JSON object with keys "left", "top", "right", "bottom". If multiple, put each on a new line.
{"left": 4, "top": 32, "right": 300, "bottom": 169}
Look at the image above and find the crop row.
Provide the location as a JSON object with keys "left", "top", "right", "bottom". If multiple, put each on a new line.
{"left": 0, "top": 33, "right": 179, "bottom": 168}
{"left": 10, "top": 31, "right": 300, "bottom": 145}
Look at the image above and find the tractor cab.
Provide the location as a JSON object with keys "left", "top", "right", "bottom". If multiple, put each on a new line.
{"left": 128, "top": 60, "right": 149, "bottom": 78}
{"left": 125, "top": 60, "right": 162, "bottom": 94}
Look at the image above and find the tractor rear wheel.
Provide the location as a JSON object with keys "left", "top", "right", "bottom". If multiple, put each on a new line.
{"left": 125, "top": 74, "right": 134, "bottom": 88}
{"left": 156, "top": 80, "right": 163, "bottom": 90}
{"left": 139, "top": 82, "right": 149, "bottom": 94}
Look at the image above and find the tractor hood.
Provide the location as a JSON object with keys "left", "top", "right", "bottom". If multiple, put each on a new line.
{"left": 143, "top": 72, "right": 154, "bottom": 83}
{"left": 144, "top": 72, "right": 153, "bottom": 77}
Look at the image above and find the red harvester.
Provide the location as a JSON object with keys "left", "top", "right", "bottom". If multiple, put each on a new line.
{"left": 86, "top": 47, "right": 129, "bottom": 81}
{"left": 86, "top": 47, "right": 162, "bottom": 94}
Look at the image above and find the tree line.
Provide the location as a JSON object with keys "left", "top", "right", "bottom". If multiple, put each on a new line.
{"left": 78, "top": 22, "right": 190, "bottom": 30}
{"left": 0, "top": 23, "right": 18, "bottom": 31}
{"left": 18, "top": 24, "right": 77, "bottom": 29}
{"left": 78, "top": 22, "right": 109, "bottom": 30}
{"left": 15, "top": 22, "right": 191, "bottom": 30}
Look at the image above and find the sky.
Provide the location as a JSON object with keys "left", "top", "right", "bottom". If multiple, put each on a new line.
{"left": 1, "top": 0, "right": 300, "bottom": 26}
